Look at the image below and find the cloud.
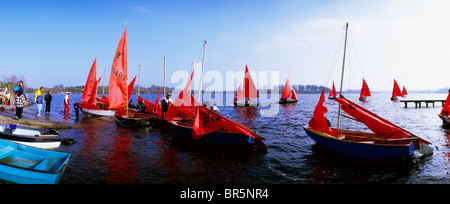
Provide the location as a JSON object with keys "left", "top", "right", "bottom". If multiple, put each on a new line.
{"left": 131, "top": 6, "right": 151, "bottom": 13}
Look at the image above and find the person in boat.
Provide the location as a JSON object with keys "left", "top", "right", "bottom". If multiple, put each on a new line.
{"left": 137, "top": 98, "right": 146, "bottom": 113}
{"left": 13, "top": 89, "right": 26, "bottom": 121}
{"left": 128, "top": 99, "right": 136, "bottom": 109}
{"left": 280, "top": 98, "right": 287, "bottom": 102}
{"left": 44, "top": 91, "right": 52, "bottom": 115}
{"left": 161, "top": 93, "right": 173, "bottom": 118}
{"left": 211, "top": 103, "right": 220, "bottom": 112}
{"left": 34, "top": 86, "right": 44, "bottom": 117}
{"left": 64, "top": 92, "right": 70, "bottom": 115}
{"left": 443, "top": 111, "right": 450, "bottom": 124}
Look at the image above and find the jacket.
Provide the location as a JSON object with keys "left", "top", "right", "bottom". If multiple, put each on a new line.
{"left": 34, "top": 89, "right": 43, "bottom": 104}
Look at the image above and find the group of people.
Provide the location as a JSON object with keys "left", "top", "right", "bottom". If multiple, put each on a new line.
{"left": 11, "top": 81, "right": 71, "bottom": 121}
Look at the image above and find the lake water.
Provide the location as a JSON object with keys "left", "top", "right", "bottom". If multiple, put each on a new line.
{"left": 35, "top": 92, "right": 450, "bottom": 184}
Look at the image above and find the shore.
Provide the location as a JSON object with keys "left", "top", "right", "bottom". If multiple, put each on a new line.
{"left": 0, "top": 104, "right": 79, "bottom": 129}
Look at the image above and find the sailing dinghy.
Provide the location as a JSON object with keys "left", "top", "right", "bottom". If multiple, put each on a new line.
{"left": 391, "top": 79, "right": 402, "bottom": 101}
{"left": 402, "top": 85, "right": 408, "bottom": 97}
{"left": 165, "top": 42, "right": 267, "bottom": 151}
{"left": 234, "top": 65, "right": 259, "bottom": 107}
{"left": 278, "top": 72, "right": 298, "bottom": 104}
{"left": 328, "top": 81, "right": 337, "bottom": 100}
{"left": 358, "top": 78, "right": 371, "bottom": 101}
{"left": 78, "top": 58, "right": 115, "bottom": 117}
{"left": 304, "top": 23, "right": 432, "bottom": 159}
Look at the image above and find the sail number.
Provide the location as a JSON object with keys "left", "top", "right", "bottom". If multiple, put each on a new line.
{"left": 112, "top": 66, "right": 126, "bottom": 81}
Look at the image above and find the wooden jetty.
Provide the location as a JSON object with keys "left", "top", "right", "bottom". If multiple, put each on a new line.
{"left": 400, "top": 99, "right": 446, "bottom": 108}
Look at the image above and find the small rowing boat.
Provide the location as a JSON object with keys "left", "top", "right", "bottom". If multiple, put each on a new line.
{"left": 0, "top": 138, "right": 70, "bottom": 184}
{"left": 0, "top": 123, "right": 62, "bottom": 150}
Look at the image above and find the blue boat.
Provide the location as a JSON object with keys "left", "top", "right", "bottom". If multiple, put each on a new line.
{"left": 0, "top": 139, "right": 70, "bottom": 184}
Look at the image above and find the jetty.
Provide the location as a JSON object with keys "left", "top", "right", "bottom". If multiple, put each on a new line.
{"left": 400, "top": 99, "right": 446, "bottom": 108}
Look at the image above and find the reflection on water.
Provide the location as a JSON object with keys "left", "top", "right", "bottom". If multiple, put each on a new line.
{"left": 54, "top": 93, "right": 450, "bottom": 184}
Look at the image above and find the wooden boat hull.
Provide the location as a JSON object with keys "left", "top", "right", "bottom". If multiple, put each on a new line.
{"left": 328, "top": 97, "right": 337, "bottom": 100}
{"left": 0, "top": 139, "right": 70, "bottom": 184}
{"left": 79, "top": 107, "right": 115, "bottom": 116}
{"left": 234, "top": 102, "right": 259, "bottom": 107}
{"left": 303, "top": 127, "right": 414, "bottom": 159}
{"left": 168, "top": 121, "right": 254, "bottom": 145}
{"left": 277, "top": 100, "right": 298, "bottom": 104}
{"left": 0, "top": 124, "right": 62, "bottom": 150}
{"left": 114, "top": 111, "right": 156, "bottom": 128}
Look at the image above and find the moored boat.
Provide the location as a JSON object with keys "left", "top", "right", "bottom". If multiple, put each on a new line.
{"left": 438, "top": 89, "right": 450, "bottom": 128}
{"left": 0, "top": 138, "right": 70, "bottom": 184}
{"left": 304, "top": 23, "right": 432, "bottom": 159}
{"left": 0, "top": 123, "right": 62, "bottom": 150}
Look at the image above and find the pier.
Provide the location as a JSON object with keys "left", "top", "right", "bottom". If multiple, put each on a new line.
{"left": 400, "top": 100, "right": 446, "bottom": 108}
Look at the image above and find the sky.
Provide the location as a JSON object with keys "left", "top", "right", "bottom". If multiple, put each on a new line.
{"left": 1, "top": 0, "right": 450, "bottom": 92}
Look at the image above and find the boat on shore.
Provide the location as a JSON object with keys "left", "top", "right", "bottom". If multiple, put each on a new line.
{"left": 0, "top": 138, "right": 70, "bottom": 184}
{"left": 0, "top": 123, "right": 62, "bottom": 150}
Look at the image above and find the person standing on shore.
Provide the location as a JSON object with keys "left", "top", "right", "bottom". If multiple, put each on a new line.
{"left": 45, "top": 91, "right": 52, "bottom": 115}
{"left": 14, "top": 89, "right": 26, "bottom": 121}
{"left": 13, "top": 80, "right": 27, "bottom": 100}
{"left": 34, "top": 86, "right": 44, "bottom": 117}
{"left": 64, "top": 92, "right": 70, "bottom": 115}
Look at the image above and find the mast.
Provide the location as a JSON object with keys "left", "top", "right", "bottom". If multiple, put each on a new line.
{"left": 164, "top": 57, "right": 166, "bottom": 96}
{"left": 197, "top": 41, "right": 207, "bottom": 103}
{"left": 102, "top": 67, "right": 106, "bottom": 95}
{"left": 337, "top": 22, "right": 349, "bottom": 132}
{"left": 138, "top": 64, "right": 141, "bottom": 98}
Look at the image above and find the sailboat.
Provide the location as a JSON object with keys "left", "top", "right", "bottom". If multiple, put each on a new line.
{"left": 303, "top": 23, "right": 432, "bottom": 159}
{"left": 165, "top": 42, "right": 267, "bottom": 151}
{"left": 358, "top": 78, "right": 371, "bottom": 101}
{"left": 391, "top": 79, "right": 402, "bottom": 101}
{"left": 328, "top": 81, "right": 337, "bottom": 100}
{"left": 234, "top": 65, "right": 259, "bottom": 107}
{"left": 78, "top": 58, "right": 116, "bottom": 116}
{"left": 278, "top": 72, "right": 298, "bottom": 104}
{"left": 112, "top": 30, "right": 157, "bottom": 128}
{"left": 438, "top": 89, "right": 450, "bottom": 128}
{"left": 402, "top": 85, "right": 408, "bottom": 97}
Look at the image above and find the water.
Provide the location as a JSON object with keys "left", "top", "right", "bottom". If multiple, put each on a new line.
{"left": 36, "top": 93, "right": 450, "bottom": 184}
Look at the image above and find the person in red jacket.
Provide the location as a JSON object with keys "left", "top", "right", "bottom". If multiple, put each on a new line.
{"left": 64, "top": 92, "right": 71, "bottom": 115}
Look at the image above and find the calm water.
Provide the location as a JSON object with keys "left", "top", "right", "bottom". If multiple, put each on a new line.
{"left": 37, "top": 93, "right": 450, "bottom": 184}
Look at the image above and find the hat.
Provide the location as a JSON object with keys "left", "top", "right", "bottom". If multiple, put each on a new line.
{"left": 167, "top": 93, "right": 171, "bottom": 96}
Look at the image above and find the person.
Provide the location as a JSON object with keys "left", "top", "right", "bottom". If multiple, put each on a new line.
{"left": 34, "top": 86, "right": 44, "bottom": 117}
{"left": 14, "top": 89, "right": 26, "bottom": 121}
{"left": 443, "top": 111, "right": 450, "bottom": 124}
{"left": 13, "top": 81, "right": 27, "bottom": 100}
{"left": 137, "top": 98, "right": 146, "bottom": 113}
{"left": 128, "top": 99, "right": 136, "bottom": 109}
{"left": 64, "top": 92, "right": 71, "bottom": 115}
{"left": 44, "top": 91, "right": 52, "bottom": 114}
{"left": 161, "top": 93, "right": 173, "bottom": 118}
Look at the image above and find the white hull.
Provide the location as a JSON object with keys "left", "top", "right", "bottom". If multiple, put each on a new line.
{"left": 80, "top": 107, "right": 115, "bottom": 116}
{"left": 4, "top": 140, "right": 61, "bottom": 150}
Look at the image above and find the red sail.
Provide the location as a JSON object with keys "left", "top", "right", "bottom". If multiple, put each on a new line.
{"left": 128, "top": 75, "right": 136, "bottom": 100}
{"left": 309, "top": 90, "right": 337, "bottom": 136}
{"left": 108, "top": 27, "right": 128, "bottom": 109}
{"left": 291, "top": 85, "right": 298, "bottom": 100}
{"left": 244, "top": 65, "right": 259, "bottom": 99}
{"left": 401, "top": 86, "right": 408, "bottom": 96}
{"left": 359, "top": 78, "right": 371, "bottom": 98}
{"left": 441, "top": 90, "right": 450, "bottom": 116}
{"left": 329, "top": 81, "right": 337, "bottom": 98}
{"left": 336, "top": 97, "right": 430, "bottom": 144}
{"left": 192, "top": 106, "right": 263, "bottom": 140}
{"left": 173, "top": 69, "right": 195, "bottom": 107}
{"left": 87, "top": 77, "right": 101, "bottom": 104}
{"left": 392, "top": 79, "right": 402, "bottom": 98}
{"left": 82, "top": 58, "right": 97, "bottom": 103}
{"left": 281, "top": 74, "right": 291, "bottom": 99}
{"left": 234, "top": 83, "right": 243, "bottom": 102}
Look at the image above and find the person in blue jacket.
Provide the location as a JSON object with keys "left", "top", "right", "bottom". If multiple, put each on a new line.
{"left": 34, "top": 86, "right": 44, "bottom": 117}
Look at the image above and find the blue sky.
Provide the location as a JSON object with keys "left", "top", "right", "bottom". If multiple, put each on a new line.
{"left": 1, "top": 0, "right": 450, "bottom": 91}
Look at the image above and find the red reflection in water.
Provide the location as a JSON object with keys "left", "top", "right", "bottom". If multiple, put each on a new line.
{"left": 443, "top": 130, "right": 450, "bottom": 175}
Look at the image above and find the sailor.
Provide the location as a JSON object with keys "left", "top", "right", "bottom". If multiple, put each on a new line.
{"left": 161, "top": 93, "right": 173, "bottom": 118}
{"left": 137, "top": 98, "right": 146, "bottom": 113}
